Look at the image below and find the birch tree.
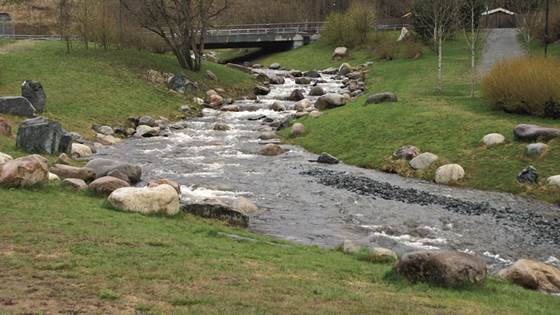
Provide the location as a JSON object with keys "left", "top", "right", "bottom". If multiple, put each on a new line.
{"left": 122, "top": 0, "right": 229, "bottom": 71}
{"left": 412, "top": 0, "right": 460, "bottom": 93}
{"left": 460, "top": 0, "right": 486, "bottom": 97}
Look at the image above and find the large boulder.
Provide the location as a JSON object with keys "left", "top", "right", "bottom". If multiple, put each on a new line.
{"left": 50, "top": 164, "right": 96, "bottom": 182}
{"left": 258, "top": 144, "right": 286, "bottom": 156}
{"left": 332, "top": 47, "right": 349, "bottom": 59}
{"left": 0, "top": 96, "right": 36, "bottom": 117}
{"left": 21, "top": 80, "right": 46, "bottom": 113}
{"left": 89, "top": 176, "right": 130, "bottom": 196}
{"left": 366, "top": 92, "right": 398, "bottom": 104}
{"left": 315, "top": 93, "right": 349, "bottom": 110}
{"left": 0, "top": 116, "right": 12, "bottom": 136}
{"left": 435, "top": 164, "right": 465, "bottom": 184}
{"left": 514, "top": 124, "right": 560, "bottom": 142}
{"left": 410, "top": 152, "right": 439, "bottom": 170}
{"left": 0, "top": 155, "right": 49, "bottom": 187}
{"left": 497, "top": 259, "right": 560, "bottom": 293}
{"left": 181, "top": 197, "right": 258, "bottom": 227}
{"left": 85, "top": 159, "right": 142, "bottom": 184}
{"left": 16, "top": 117, "right": 72, "bottom": 154}
{"left": 287, "top": 89, "right": 305, "bottom": 102}
{"left": 109, "top": 184, "right": 180, "bottom": 216}
{"left": 482, "top": 133, "right": 506, "bottom": 146}
{"left": 396, "top": 250, "right": 487, "bottom": 288}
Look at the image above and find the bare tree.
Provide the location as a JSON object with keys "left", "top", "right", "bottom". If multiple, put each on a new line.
{"left": 122, "top": 0, "right": 229, "bottom": 71}
{"left": 460, "top": 0, "right": 486, "bottom": 97}
{"left": 57, "top": 0, "right": 73, "bottom": 53}
{"left": 513, "top": 0, "right": 545, "bottom": 51}
{"left": 412, "top": 0, "right": 460, "bottom": 93}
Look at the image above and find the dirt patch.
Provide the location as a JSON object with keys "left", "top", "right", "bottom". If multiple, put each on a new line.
{"left": 0, "top": 40, "right": 37, "bottom": 55}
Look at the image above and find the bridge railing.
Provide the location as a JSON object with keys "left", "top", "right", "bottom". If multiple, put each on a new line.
{"left": 208, "top": 22, "right": 325, "bottom": 37}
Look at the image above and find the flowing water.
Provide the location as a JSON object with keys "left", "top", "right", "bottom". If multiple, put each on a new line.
{"left": 98, "top": 69, "right": 560, "bottom": 271}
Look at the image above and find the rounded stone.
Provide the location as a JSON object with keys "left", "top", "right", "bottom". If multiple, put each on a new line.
{"left": 546, "top": 175, "right": 560, "bottom": 188}
{"left": 482, "top": 133, "right": 505, "bottom": 146}
{"left": 291, "top": 123, "right": 306, "bottom": 137}
{"left": 526, "top": 143, "right": 548, "bottom": 157}
{"left": 410, "top": 152, "right": 439, "bottom": 170}
{"left": 435, "top": 164, "right": 465, "bottom": 184}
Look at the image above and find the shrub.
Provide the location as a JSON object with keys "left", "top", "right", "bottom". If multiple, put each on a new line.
{"left": 402, "top": 39, "right": 424, "bottom": 59}
{"left": 530, "top": 7, "right": 560, "bottom": 44}
{"left": 369, "top": 34, "right": 399, "bottom": 60}
{"left": 482, "top": 57, "right": 560, "bottom": 118}
{"left": 322, "top": 3, "right": 376, "bottom": 48}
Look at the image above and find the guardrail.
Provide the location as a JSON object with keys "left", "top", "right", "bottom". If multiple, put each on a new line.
{"left": 0, "top": 34, "right": 79, "bottom": 40}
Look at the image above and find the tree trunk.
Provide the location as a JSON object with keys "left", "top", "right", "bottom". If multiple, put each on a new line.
{"left": 437, "top": 29, "right": 443, "bottom": 93}
{"left": 470, "top": 5, "right": 476, "bottom": 98}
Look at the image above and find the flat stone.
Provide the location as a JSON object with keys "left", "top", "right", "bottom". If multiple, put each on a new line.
{"left": 135, "top": 125, "right": 160, "bottom": 138}
{"left": 410, "top": 152, "right": 439, "bottom": 170}
{"left": 0, "top": 96, "right": 36, "bottom": 117}
{"left": 366, "top": 92, "right": 398, "bottom": 104}
{"left": 50, "top": 164, "right": 96, "bottom": 182}
{"left": 181, "top": 198, "right": 252, "bottom": 227}
{"left": 109, "top": 185, "right": 180, "bottom": 216}
{"left": 258, "top": 144, "right": 286, "bottom": 156}
{"left": 514, "top": 124, "right": 560, "bottom": 142}
{"left": 96, "top": 133, "right": 121, "bottom": 145}
{"left": 85, "top": 158, "right": 142, "bottom": 184}
{"left": 89, "top": 176, "right": 130, "bottom": 196}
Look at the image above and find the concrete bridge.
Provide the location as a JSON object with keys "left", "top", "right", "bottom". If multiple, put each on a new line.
{"left": 204, "top": 22, "right": 324, "bottom": 49}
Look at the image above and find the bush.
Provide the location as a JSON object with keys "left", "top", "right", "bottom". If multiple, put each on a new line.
{"left": 322, "top": 3, "right": 376, "bottom": 48}
{"left": 482, "top": 57, "right": 560, "bottom": 118}
{"left": 368, "top": 34, "right": 399, "bottom": 60}
{"left": 402, "top": 39, "right": 424, "bottom": 59}
{"left": 530, "top": 7, "right": 560, "bottom": 44}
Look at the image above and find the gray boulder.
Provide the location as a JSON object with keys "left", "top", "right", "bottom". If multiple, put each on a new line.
{"left": 366, "top": 92, "right": 398, "bottom": 104}
{"left": 16, "top": 117, "right": 72, "bottom": 154}
{"left": 517, "top": 166, "right": 538, "bottom": 184}
{"left": 269, "top": 76, "right": 285, "bottom": 85}
{"left": 0, "top": 96, "right": 36, "bottom": 117}
{"left": 396, "top": 250, "right": 487, "bottom": 288}
{"left": 287, "top": 89, "right": 305, "bottom": 102}
{"left": 295, "top": 77, "right": 312, "bottom": 85}
{"left": 309, "top": 86, "right": 326, "bottom": 96}
{"left": 315, "top": 93, "right": 348, "bottom": 110}
{"left": 138, "top": 116, "right": 157, "bottom": 127}
{"left": 254, "top": 85, "right": 270, "bottom": 96}
{"left": 167, "top": 74, "right": 196, "bottom": 94}
{"left": 85, "top": 158, "right": 142, "bottom": 184}
{"left": 514, "top": 124, "right": 560, "bottom": 142}
{"left": 393, "top": 145, "right": 419, "bottom": 160}
{"left": 21, "top": 80, "right": 46, "bottom": 113}
{"left": 527, "top": 143, "right": 549, "bottom": 157}
{"left": 304, "top": 70, "right": 321, "bottom": 78}
{"left": 410, "top": 152, "right": 439, "bottom": 170}
{"left": 181, "top": 197, "right": 258, "bottom": 227}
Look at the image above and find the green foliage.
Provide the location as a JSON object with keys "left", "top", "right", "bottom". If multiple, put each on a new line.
{"left": 482, "top": 57, "right": 560, "bottom": 118}
{"left": 322, "top": 3, "right": 376, "bottom": 48}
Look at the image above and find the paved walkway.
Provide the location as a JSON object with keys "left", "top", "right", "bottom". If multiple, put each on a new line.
{"left": 479, "top": 28, "right": 525, "bottom": 74}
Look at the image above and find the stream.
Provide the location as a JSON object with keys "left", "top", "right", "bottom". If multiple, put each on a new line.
{"left": 98, "top": 68, "right": 560, "bottom": 271}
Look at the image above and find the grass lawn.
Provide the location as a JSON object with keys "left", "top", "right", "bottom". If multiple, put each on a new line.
{"left": 0, "top": 40, "right": 254, "bottom": 143}
{"left": 1, "top": 185, "right": 559, "bottom": 314}
{"left": 266, "top": 39, "right": 560, "bottom": 203}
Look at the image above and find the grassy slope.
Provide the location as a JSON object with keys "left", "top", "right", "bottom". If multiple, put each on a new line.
{"left": 261, "top": 39, "right": 560, "bottom": 203}
{"left": 0, "top": 40, "right": 254, "bottom": 144}
{"left": 0, "top": 40, "right": 558, "bottom": 314}
{"left": 1, "top": 185, "right": 559, "bottom": 314}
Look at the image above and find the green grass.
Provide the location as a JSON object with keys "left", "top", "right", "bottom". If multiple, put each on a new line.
{"left": 0, "top": 41, "right": 254, "bottom": 140}
{"left": 270, "top": 39, "right": 560, "bottom": 203}
{"left": 1, "top": 185, "right": 559, "bottom": 314}
{"left": 528, "top": 39, "right": 560, "bottom": 57}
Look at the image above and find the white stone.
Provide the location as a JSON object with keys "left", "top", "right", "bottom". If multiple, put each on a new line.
{"left": 410, "top": 152, "right": 439, "bottom": 170}
{"left": 108, "top": 184, "right": 180, "bottom": 216}
{"left": 48, "top": 172, "right": 60, "bottom": 181}
{"left": 482, "top": 133, "right": 506, "bottom": 146}
{"left": 135, "top": 125, "right": 160, "bottom": 137}
{"left": 309, "top": 111, "right": 322, "bottom": 118}
{"left": 435, "top": 164, "right": 465, "bottom": 184}
{"left": 546, "top": 175, "right": 560, "bottom": 187}
{"left": 71, "top": 143, "right": 93, "bottom": 158}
